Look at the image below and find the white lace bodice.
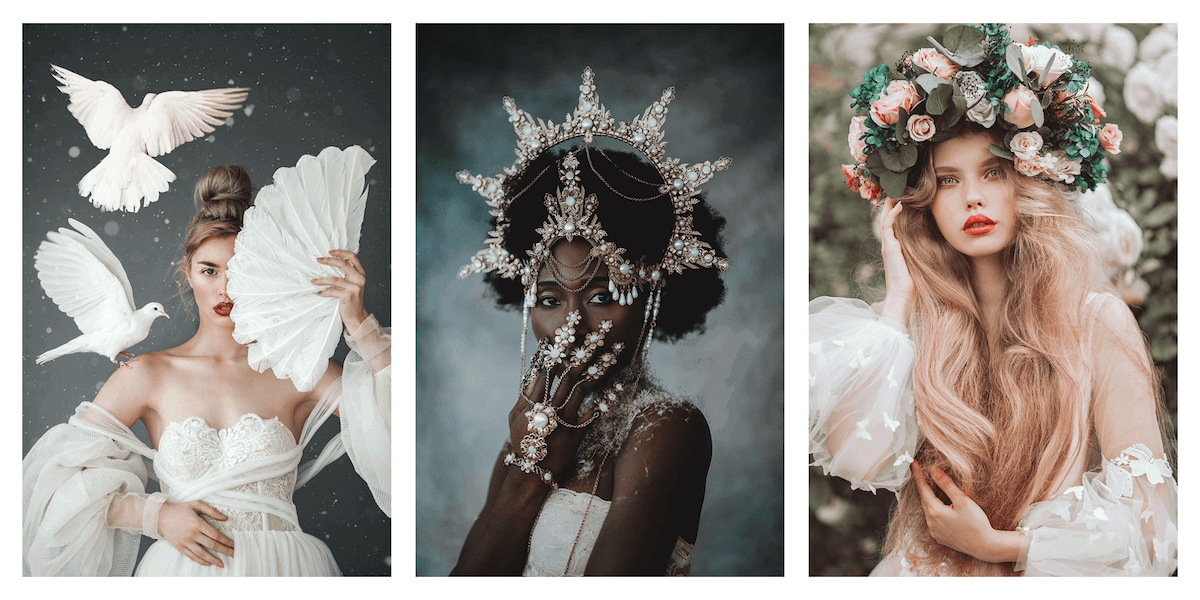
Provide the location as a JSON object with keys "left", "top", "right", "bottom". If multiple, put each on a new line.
{"left": 524, "top": 488, "right": 692, "bottom": 576}
{"left": 156, "top": 414, "right": 299, "bottom": 533}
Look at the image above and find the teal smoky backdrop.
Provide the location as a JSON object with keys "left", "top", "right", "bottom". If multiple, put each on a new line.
{"left": 416, "top": 24, "right": 783, "bottom": 575}
{"left": 809, "top": 23, "right": 1177, "bottom": 576}
{"left": 22, "top": 24, "right": 391, "bottom": 575}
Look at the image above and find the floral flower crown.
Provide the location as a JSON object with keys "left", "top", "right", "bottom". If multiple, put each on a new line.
{"left": 843, "top": 24, "right": 1123, "bottom": 205}
{"left": 457, "top": 67, "right": 732, "bottom": 303}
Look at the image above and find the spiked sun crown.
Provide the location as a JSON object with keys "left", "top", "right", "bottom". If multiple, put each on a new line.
{"left": 457, "top": 67, "right": 732, "bottom": 304}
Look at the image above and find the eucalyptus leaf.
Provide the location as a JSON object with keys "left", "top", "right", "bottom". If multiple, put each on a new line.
{"left": 1040, "top": 91, "right": 1053, "bottom": 109}
{"left": 1031, "top": 98, "right": 1044, "bottom": 127}
{"left": 916, "top": 73, "right": 948, "bottom": 94}
{"left": 896, "top": 107, "right": 912, "bottom": 144}
{"left": 942, "top": 25, "right": 986, "bottom": 52}
{"left": 952, "top": 86, "right": 967, "bottom": 111}
{"left": 1006, "top": 44, "right": 1028, "bottom": 85}
{"left": 927, "top": 84, "right": 953, "bottom": 115}
{"left": 1038, "top": 53, "right": 1057, "bottom": 88}
{"left": 879, "top": 143, "right": 918, "bottom": 172}
{"left": 989, "top": 144, "right": 1015, "bottom": 160}
{"left": 878, "top": 168, "right": 909, "bottom": 199}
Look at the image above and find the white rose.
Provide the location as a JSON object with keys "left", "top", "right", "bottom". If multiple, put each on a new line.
{"left": 1086, "top": 77, "right": 1106, "bottom": 107}
{"left": 1046, "top": 151, "right": 1082, "bottom": 184}
{"left": 1139, "top": 25, "right": 1177, "bottom": 63}
{"left": 1155, "top": 115, "right": 1178, "bottom": 161}
{"left": 1059, "top": 23, "right": 1106, "bottom": 43}
{"left": 1124, "top": 62, "right": 1164, "bottom": 124}
{"left": 1160, "top": 157, "right": 1178, "bottom": 180}
{"left": 1019, "top": 43, "right": 1074, "bottom": 86}
{"left": 966, "top": 98, "right": 997, "bottom": 127}
{"left": 1097, "top": 25, "right": 1137, "bottom": 71}
{"left": 1154, "top": 49, "right": 1177, "bottom": 107}
{"left": 1109, "top": 210, "right": 1144, "bottom": 268}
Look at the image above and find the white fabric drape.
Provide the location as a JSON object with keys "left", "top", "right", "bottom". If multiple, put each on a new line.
{"left": 809, "top": 294, "right": 1177, "bottom": 576}
{"left": 22, "top": 319, "right": 390, "bottom": 576}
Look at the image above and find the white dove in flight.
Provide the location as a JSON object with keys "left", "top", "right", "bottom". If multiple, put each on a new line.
{"left": 51, "top": 64, "right": 250, "bottom": 213}
{"left": 34, "top": 218, "right": 170, "bottom": 366}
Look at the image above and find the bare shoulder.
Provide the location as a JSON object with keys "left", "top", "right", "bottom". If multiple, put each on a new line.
{"left": 619, "top": 400, "right": 713, "bottom": 474}
{"left": 309, "top": 359, "right": 344, "bottom": 401}
{"left": 91, "top": 349, "right": 171, "bottom": 427}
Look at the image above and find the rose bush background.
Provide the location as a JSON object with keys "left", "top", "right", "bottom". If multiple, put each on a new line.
{"left": 809, "top": 23, "right": 1177, "bottom": 576}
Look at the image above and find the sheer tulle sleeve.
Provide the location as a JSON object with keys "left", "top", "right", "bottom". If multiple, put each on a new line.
{"left": 22, "top": 402, "right": 155, "bottom": 576}
{"left": 809, "top": 296, "right": 920, "bottom": 494}
{"left": 339, "top": 314, "right": 392, "bottom": 517}
{"left": 1015, "top": 294, "right": 1177, "bottom": 576}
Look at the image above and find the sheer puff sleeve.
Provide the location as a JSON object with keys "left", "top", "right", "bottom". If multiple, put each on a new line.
{"left": 22, "top": 402, "right": 155, "bottom": 577}
{"left": 1015, "top": 294, "right": 1177, "bottom": 576}
{"left": 809, "top": 296, "right": 919, "bottom": 494}
{"left": 339, "top": 314, "right": 391, "bottom": 517}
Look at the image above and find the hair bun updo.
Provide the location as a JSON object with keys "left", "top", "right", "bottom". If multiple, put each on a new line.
{"left": 194, "top": 164, "right": 254, "bottom": 223}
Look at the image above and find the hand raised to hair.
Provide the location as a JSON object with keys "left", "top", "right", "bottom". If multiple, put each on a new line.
{"left": 879, "top": 197, "right": 915, "bottom": 326}
{"left": 911, "top": 460, "right": 1017, "bottom": 564}
{"left": 312, "top": 249, "right": 370, "bottom": 335}
{"left": 156, "top": 500, "right": 236, "bottom": 568}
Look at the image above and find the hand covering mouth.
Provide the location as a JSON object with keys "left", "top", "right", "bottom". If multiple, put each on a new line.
{"left": 214, "top": 302, "right": 234, "bottom": 316}
{"left": 963, "top": 214, "right": 996, "bottom": 230}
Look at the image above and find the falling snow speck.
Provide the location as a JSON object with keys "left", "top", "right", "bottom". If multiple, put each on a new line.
{"left": 333, "top": 106, "right": 343, "bottom": 116}
{"left": 68, "top": 146, "right": 80, "bottom": 158}
{"left": 104, "top": 222, "right": 119, "bottom": 236}
{"left": 95, "top": 381, "right": 104, "bottom": 391}
{"left": 45, "top": 327, "right": 52, "bottom": 334}
{"left": 244, "top": 104, "right": 254, "bottom": 117}
{"left": 286, "top": 87, "right": 301, "bottom": 102}
{"left": 227, "top": 79, "right": 234, "bottom": 85}
{"left": 164, "top": 218, "right": 170, "bottom": 225}
{"left": 27, "top": 157, "right": 32, "bottom": 163}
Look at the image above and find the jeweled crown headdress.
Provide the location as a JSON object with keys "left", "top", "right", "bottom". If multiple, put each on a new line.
{"left": 843, "top": 24, "right": 1122, "bottom": 205}
{"left": 457, "top": 67, "right": 732, "bottom": 302}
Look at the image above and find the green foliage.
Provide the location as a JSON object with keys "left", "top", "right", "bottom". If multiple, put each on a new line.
{"left": 810, "top": 23, "right": 1176, "bottom": 576}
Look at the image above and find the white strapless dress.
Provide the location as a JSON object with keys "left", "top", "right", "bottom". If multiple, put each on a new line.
{"left": 135, "top": 414, "right": 339, "bottom": 576}
{"left": 523, "top": 488, "right": 693, "bottom": 576}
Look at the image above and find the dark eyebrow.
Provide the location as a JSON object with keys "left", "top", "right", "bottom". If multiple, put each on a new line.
{"left": 197, "top": 261, "right": 221, "bottom": 267}
{"left": 537, "top": 276, "right": 611, "bottom": 288}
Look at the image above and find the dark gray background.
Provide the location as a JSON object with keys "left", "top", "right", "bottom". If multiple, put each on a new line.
{"left": 22, "top": 24, "right": 391, "bottom": 576}
{"left": 416, "top": 24, "right": 784, "bottom": 575}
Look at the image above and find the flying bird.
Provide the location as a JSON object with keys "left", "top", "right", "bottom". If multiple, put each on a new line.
{"left": 34, "top": 218, "right": 170, "bottom": 366}
{"left": 51, "top": 64, "right": 250, "bottom": 212}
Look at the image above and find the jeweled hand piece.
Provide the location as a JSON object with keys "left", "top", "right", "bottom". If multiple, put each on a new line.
{"left": 568, "top": 320, "right": 612, "bottom": 367}
{"left": 582, "top": 342, "right": 623, "bottom": 383}
{"left": 538, "top": 311, "right": 582, "bottom": 370}
{"left": 525, "top": 402, "right": 558, "bottom": 437}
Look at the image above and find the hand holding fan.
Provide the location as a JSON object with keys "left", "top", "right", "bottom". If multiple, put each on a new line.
{"left": 226, "top": 146, "right": 375, "bottom": 392}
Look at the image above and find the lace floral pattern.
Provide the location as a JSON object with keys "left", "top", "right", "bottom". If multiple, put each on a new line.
{"left": 157, "top": 414, "right": 299, "bottom": 533}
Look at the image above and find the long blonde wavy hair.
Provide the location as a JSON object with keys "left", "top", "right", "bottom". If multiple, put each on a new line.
{"left": 881, "top": 127, "right": 1131, "bottom": 576}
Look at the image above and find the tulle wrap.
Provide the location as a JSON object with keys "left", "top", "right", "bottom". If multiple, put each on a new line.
{"left": 809, "top": 294, "right": 1177, "bottom": 576}
{"left": 22, "top": 318, "right": 390, "bottom": 576}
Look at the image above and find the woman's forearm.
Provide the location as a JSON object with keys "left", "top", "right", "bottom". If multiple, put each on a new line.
{"left": 451, "top": 474, "right": 549, "bottom": 575}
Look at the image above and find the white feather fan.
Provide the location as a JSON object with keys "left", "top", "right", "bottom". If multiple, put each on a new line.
{"left": 226, "top": 146, "right": 375, "bottom": 392}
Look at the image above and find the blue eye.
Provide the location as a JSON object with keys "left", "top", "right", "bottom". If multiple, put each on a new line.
{"left": 201, "top": 268, "right": 217, "bottom": 276}
{"left": 937, "top": 176, "right": 958, "bottom": 186}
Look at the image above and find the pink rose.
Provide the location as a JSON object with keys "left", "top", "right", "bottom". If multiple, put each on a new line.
{"left": 911, "top": 48, "right": 959, "bottom": 80}
{"left": 1086, "top": 94, "right": 1106, "bottom": 123}
{"left": 1003, "top": 86, "right": 1038, "bottom": 129}
{"left": 1009, "top": 131, "right": 1044, "bottom": 161}
{"left": 859, "top": 177, "right": 884, "bottom": 204}
{"left": 842, "top": 164, "right": 861, "bottom": 191}
{"left": 1014, "top": 156, "right": 1047, "bottom": 177}
{"left": 906, "top": 114, "right": 936, "bottom": 142}
{"left": 1100, "top": 123, "right": 1123, "bottom": 154}
{"left": 1046, "top": 151, "right": 1082, "bottom": 184}
{"left": 848, "top": 116, "right": 869, "bottom": 163}
{"left": 870, "top": 80, "right": 919, "bottom": 127}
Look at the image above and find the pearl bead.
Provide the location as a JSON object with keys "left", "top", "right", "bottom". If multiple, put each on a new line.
{"left": 673, "top": 178, "right": 684, "bottom": 189}
{"left": 530, "top": 139, "right": 542, "bottom": 149}
{"left": 651, "top": 270, "right": 661, "bottom": 280}
{"left": 566, "top": 197, "right": 576, "bottom": 206}
{"left": 689, "top": 248, "right": 699, "bottom": 257}
{"left": 688, "top": 171, "right": 698, "bottom": 181}
{"left": 588, "top": 366, "right": 598, "bottom": 375}
{"left": 704, "top": 254, "right": 713, "bottom": 263}
{"left": 633, "top": 132, "right": 646, "bottom": 144}
{"left": 702, "top": 165, "right": 711, "bottom": 174}
{"left": 581, "top": 117, "right": 593, "bottom": 130}
{"left": 532, "top": 412, "right": 549, "bottom": 428}
{"left": 522, "top": 125, "right": 532, "bottom": 135}
{"left": 647, "top": 117, "right": 658, "bottom": 127}
{"left": 564, "top": 222, "right": 575, "bottom": 232}
{"left": 582, "top": 101, "right": 593, "bottom": 111}
{"left": 654, "top": 105, "right": 663, "bottom": 114}
{"left": 673, "top": 239, "right": 684, "bottom": 250}
{"left": 619, "top": 264, "right": 630, "bottom": 274}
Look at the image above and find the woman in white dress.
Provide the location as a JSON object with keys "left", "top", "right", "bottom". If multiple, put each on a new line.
{"left": 23, "top": 164, "right": 391, "bottom": 576}
{"left": 811, "top": 25, "right": 1176, "bottom": 576}
{"left": 451, "top": 68, "right": 730, "bottom": 575}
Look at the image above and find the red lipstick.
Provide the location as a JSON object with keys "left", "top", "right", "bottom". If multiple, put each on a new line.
{"left": 214, "top": 302, "right": 233, "bottom": 317}
{"left": 963, "top": 214, "right": 996, "bottom": 236}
